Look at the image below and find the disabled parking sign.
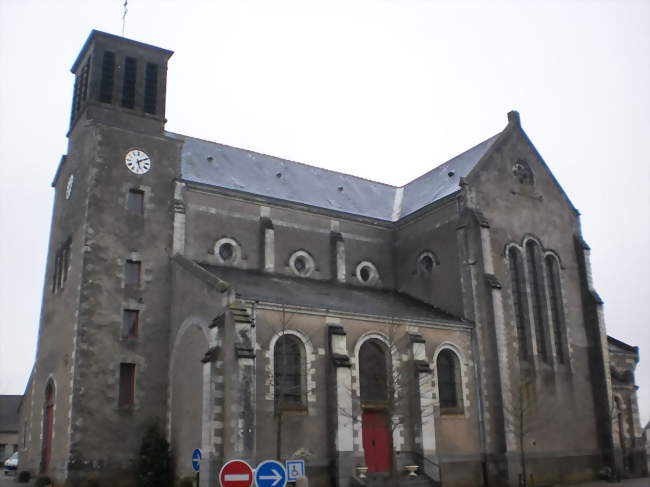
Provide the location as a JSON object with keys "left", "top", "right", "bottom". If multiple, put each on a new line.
{"left": 286, "top": 460, "right": 305, "bottom": 481}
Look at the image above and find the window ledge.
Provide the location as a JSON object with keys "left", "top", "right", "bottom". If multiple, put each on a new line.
{"left": 276, "top": 405, "right": 308, "bottom": 415}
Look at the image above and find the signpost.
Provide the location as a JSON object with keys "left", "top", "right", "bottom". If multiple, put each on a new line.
{"left": 192, "top": 449, "right": 202, "bottom": 471}
{"left": 254, "top": 460, "right": 287, "bottom": 487}
{"left": 285, "top": 460, "right": 305, "bottom": 482}
{"left": 192, "top": 448, "right": 202, "bottom": 486}
{"left": 219, "top": 459, "right": 254, "bottom": 487}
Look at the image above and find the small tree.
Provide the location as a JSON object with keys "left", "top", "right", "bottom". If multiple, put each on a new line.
{"left": 502, "top": 375, "right": 556, "bottom": 487}
{"left": 268, "top": 306, "right": 316, "bottom": 462}
{"left": 137, "top": 420, "right": 171, "bottom": 487}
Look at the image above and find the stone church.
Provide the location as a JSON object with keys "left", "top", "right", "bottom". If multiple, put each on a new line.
{"left": 17, "top": 30, "right": 646, "bottom": 487}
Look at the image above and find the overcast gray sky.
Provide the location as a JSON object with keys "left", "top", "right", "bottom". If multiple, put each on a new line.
{"left": 1, "top": 0, "right": 648, "bottom": 425}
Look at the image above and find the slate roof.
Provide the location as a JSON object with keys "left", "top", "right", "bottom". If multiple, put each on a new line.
{"left": 607, "top": 335, "right": 639, "bottom": 354}
{"left": 167, "top": 130, "right": 500, "bottom": 221}
{"left": 200, "top": 264, "right": 463, "bottom": 324}
{"left": 399, "top": 135, "right": 499, "bottom": 217}
{"left": 0, "top": 395, "right": 21, "bottom": 433}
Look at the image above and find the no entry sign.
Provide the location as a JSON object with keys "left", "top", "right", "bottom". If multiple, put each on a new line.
{"left": 219, "top": 459, "right": 254, "bottom": 487}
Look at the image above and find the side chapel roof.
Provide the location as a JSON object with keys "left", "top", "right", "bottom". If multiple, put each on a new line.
{"left": 607, "top": 335, "right": 639, "bottom": 355}
{"left": 200, "top": 265, "right": 463, "bottom": 324}
{"left": 167, "top": 127, "right": 501, "bottom": 221}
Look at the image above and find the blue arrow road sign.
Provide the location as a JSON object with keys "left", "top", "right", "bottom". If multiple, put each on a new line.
{"left": 191, "top": 448, "right": 202, "bottom": 472}
{"left": 255, "top": 460, "right": 287, "bottom": 487}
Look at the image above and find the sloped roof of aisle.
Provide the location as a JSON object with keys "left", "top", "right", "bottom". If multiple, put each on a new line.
{"left": 167, "top": 129, "right": 500, "bottom": 221}
{"left": 200, "top": 265, "right": 464, "bottom": 324}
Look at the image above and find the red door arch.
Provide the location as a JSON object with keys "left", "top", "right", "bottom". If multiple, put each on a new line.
{"left": 41, "top": 381, "right": 54, "bottom": 473}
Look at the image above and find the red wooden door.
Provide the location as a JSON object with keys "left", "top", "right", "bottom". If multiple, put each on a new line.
{"left": 41, "top": 384, "right": 54, "bottom": 472}
{"left": 362, "top": 410, "right": 391, "bottom": 472}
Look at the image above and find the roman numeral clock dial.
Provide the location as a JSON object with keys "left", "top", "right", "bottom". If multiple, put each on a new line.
{"left": 125, "top": 149, "right": 152, "bottom": 175}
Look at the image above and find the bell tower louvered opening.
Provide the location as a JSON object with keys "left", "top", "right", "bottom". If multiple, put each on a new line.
{"left": 68, "top": 30, "right": 173, "bottom": 132}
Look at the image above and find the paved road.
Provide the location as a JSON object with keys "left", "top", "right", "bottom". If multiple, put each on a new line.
{"left": 564, "top": 479, "right": 649, "bottom": 487}
{"left": 0, "top": 473, "right": 18, "bottom": 486}
{"left": 1, "top": 472, "right": 647, "bottom": 486}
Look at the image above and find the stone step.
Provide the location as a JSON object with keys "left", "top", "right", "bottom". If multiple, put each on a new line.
{"left": 355, "top": 472, "right": 438, "bottom": 487}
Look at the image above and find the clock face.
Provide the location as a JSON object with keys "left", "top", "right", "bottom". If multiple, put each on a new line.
{"left": 125, "top": 149, "right": 151, "bottom": 175}
{"left": 66, "top": 174, "right": 74, "bottom": 199}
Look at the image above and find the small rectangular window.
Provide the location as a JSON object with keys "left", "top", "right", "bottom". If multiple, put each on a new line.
{"left": 143, "top": 63, "right": 158, "bottom": 114}
{"left": 125, "top": 260, "right": 141, "bottom": 288}
{"left": 127, "top": 189, "right": 144, "bottom": 213}
{"left": 52, "top": 251, "right": 61, "bottom": 293}
{"left": 118, "top": 363, "right": 136, "bottom": 408}
{"left": 61, "top": 237, "right": 71, "bottom": 284}
{"left": 52, "top": 237, "right": 72, "bottom": 293}
{"left": 122, "top": 57, "right": 137, "bottom": 109}
{"left": 122, "top": 309, "right": 139, "bottom": 338}
{"left": 99, "top": 51, "right": 115, "bottom": 103}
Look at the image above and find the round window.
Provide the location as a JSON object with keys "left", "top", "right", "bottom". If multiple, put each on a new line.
{"left": 289, "top": 250, "right": 315, "bottom": 277}
{"left": 355, "top": 261, "right": 379, "bottom": 286}
{"left": 219, "top": 242, "right": 234, "bottom": 261}
{"left": 418, "top": 252, "right": 436, "bottom": 274}
{"left": 214, "top": 237, "right": 241, "bottom": 265}
{"left": 512, "top": 160, "right": 534, "bottom": 185}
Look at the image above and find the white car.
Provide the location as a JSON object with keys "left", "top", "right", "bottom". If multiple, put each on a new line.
{"left": 3, "top": 451, "right": 18, "bottom": 475}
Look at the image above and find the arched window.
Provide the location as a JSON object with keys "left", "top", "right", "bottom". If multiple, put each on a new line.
{"left": 41, "top": 381, "right": 55, "bottom": 473}
{"left": 526, "top": 241, "right": 548, "bottom": 362}
{"left": 359, "top": 339, "right": 389, "bottom": 406}
{"left": 545, "top": 255, "right": 565, "bottom": 363}
{"left": 437, "top": 349, "right": 463, "bottom": 412}
{"left": 274, "top": 334, "right": 305, "bottom": 408}
{"left": 508, "top": 247, "right": 529, "bottom": 360}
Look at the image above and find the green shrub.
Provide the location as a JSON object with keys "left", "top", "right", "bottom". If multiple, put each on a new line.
{"left": 17, "top": 470, "right": 31, "bottom": 483}
{"left": 136, "top": 420, "right": 171, "bottom": 487}
{"left": 80, "top": 478, "right": 102, "bottom": 487}
{"left": 35, "top": 476, "right": 52, "bottom": 487}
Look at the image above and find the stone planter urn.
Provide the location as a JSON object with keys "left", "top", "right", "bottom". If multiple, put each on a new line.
{"left": 404, "top": 465, "right": 419, "bottom": 477}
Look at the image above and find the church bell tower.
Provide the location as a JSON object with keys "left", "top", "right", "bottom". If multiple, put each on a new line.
{"left": 22, "top": 30, "right": 181, "bottom": 484}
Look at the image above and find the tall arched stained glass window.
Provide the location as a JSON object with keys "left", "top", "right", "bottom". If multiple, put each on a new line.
{"left": 545, "top": 255, "right": 565, "bottom": 363}
{"left": 274, "top": 334, "right": 305, "bottom": 408}
{"left": 359, "top": 339, "right": 389, "bottom": 406}
{"left": 437, "top": 349, "right": 463, "bottom": 412}
{"left": 526, "top": 241, "right": 548, "bottom": 362}
{"left": 508, "top": 247, "right": 529, "bottom": 360}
